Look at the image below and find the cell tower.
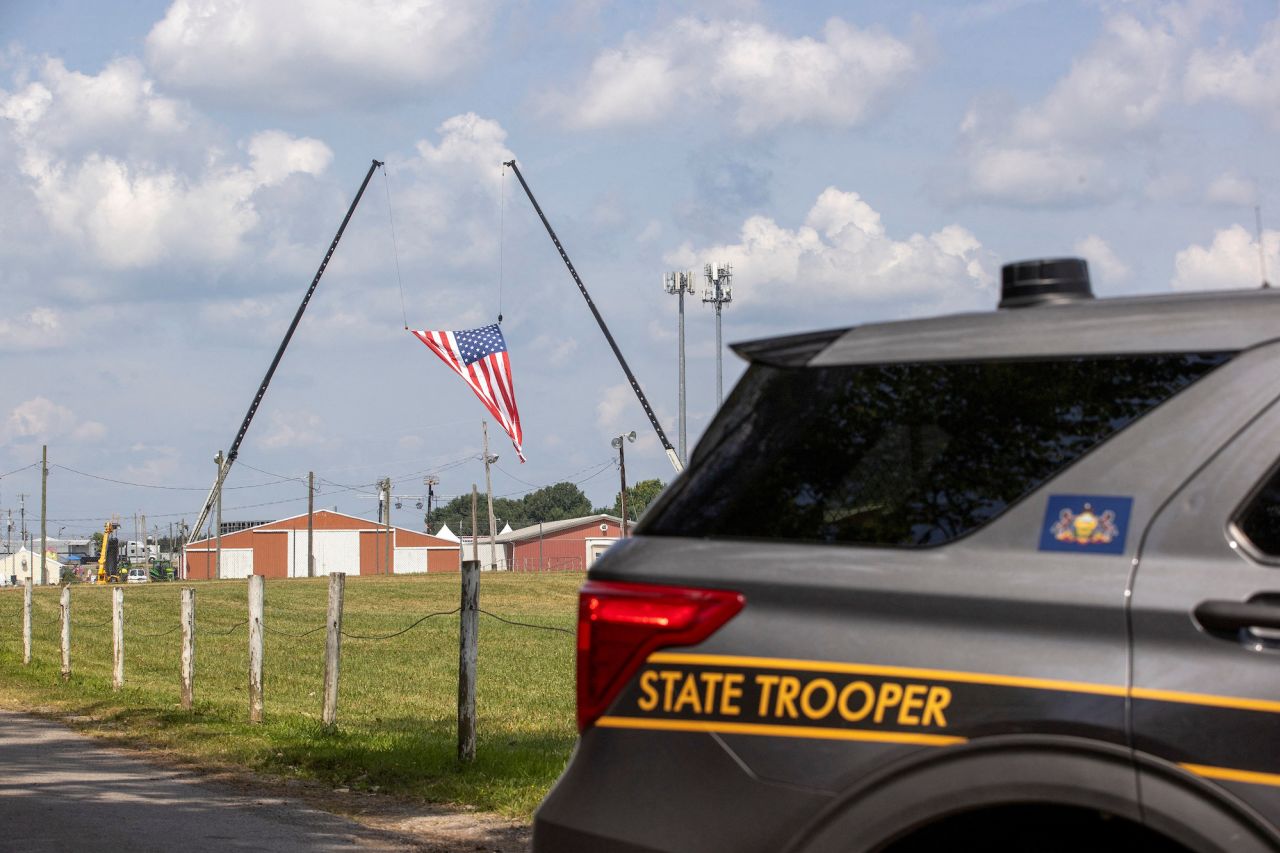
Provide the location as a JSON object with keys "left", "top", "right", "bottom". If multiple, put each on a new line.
{"left": 703, "top": 262, "right": 734, "bottom": 408}
{"left": 663, "top": 270, "right": 696, "bottom": 465}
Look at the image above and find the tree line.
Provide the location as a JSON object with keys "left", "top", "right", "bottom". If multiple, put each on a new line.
{"left": 433, "top": 479, "right": 666, "bottom": 536}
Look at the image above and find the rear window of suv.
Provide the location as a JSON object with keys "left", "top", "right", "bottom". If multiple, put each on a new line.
{"left": 644, "top": 354, "right": 1230, "bottom": 547}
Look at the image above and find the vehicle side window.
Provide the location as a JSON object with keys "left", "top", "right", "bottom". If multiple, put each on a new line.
{"left": 1236, "top": 468, "right": 1280, "bottom": 556}
{"left": 644, "top": 353, "right": 1230, "bottom": 548}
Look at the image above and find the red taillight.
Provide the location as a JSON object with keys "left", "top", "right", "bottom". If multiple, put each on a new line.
{"left": 576, "top": 579, "right": 744, "bottom": 732}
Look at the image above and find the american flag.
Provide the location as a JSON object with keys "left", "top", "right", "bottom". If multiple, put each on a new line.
{"left": 411, "top": 324, "right": 525, "bottom": 462}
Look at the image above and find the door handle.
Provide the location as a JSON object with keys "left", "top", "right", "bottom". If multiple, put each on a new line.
{"left": 1194, "top": 599, "right": 1280, "bottom": 634}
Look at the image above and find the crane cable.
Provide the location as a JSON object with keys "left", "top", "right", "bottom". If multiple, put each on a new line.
{"left": 385, "top": 162, "right": 507, "bottom": 327}
{"left": 382, "top": 163, "right": 409, "bottom": 330}
{"left": 498, "top": 162, "right": 506, "bottom": 324}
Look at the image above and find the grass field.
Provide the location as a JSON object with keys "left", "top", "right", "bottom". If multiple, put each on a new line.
{"left": 0, "top": 572, "right": 582, "bottom": 818}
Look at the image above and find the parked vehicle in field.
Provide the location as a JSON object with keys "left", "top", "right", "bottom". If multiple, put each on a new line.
{"left": 535, "top": 259, "right": 1280, "bottom": 852}
{"left": 96, "top": 521, "right": 124, "bottom": 584}
{"left": 123, "top": 540, "right": 159, "bottom": 564}
{"left": 126, "top": 567, "right": 149, "bottom": 584}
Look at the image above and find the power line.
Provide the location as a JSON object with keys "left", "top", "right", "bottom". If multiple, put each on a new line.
{"left": 36, "top": 456, "right": 617, "bottom": 525}
{"left": 51, "top": 463, "right": 296, "bottom": 492}
{"left": 0, "top": 462, "right": 39, "bottom": 479}
{"left": 233, "top": 462, "right": 306, "bottom": 483}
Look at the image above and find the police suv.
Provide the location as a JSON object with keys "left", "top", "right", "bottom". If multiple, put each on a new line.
{"left": 535, "top": 259, "right": 1280, "bottom": 852}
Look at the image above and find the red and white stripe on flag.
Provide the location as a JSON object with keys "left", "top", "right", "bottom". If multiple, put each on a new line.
{"left": 411, "top": 326, "right": 526, "bottom": 462}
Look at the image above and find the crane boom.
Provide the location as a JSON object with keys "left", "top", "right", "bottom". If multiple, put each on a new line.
{"left": 186, "top": 158, "right": 383, "bottom": 557}
{"left": 503, "top": 160, "right": 683, "bottom": 474}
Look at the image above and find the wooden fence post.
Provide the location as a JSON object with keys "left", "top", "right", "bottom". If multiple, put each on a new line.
{"left": 181, "top": 587, "right": 195, "bottom": 710}
{"left": 322, "top": 572, "right": 345, "bottom": 727}
{"left": 59, "top": 585, "right": 70, "bottom": 681}
{"left": 248, "top": 574, "right": 264, "bottom": 723}
{"left": 22, "top": 579, "right": 31, "bottom": 666}
{"left": 458, "top": 558, "right": 479, "bottom": 762}
{"left": 112, "top": 586, "right": 124, "bottom": 690}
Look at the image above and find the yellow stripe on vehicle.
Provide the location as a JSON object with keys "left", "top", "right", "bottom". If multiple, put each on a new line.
{"left": 1182, "top": 763, "right": 1280, "bottom": 788}
{"left": 1130, "top": 687, "right": 1280, "bottom": 715}
{"left": 596, "top": 715, "right": 967, "bottom": 746}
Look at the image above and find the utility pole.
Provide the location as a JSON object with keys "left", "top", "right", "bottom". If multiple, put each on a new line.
{"left": 423, "top": 475, "right": 439, "bottom": 533}
{"left": 611, "top": 432, "right": 636, "bottom": 537}
{"left": 214, "top": 451, "right": 224, "bottom": 581}
{"left": 307, "top": 471, "right": 315, "bottom": 578}
{"left": 703, "top": 262, "right": 734, "bottom": 409}
{"left": 470, "top": 485, "right": 479, "bottom": 565}
{"left": 40, "top": 445, "right": 47, "bottom": 586}
{"left": 482, "top": 421, "right": 498, "bottom": 570}
{"left": 19, "top": 493, "right": 27, "bottom": 551}
{"left": 383, "top": 477, "right": 392, "bottom": 575}
{"left": 664, "top": 270, "right": 696, "bottom": 465}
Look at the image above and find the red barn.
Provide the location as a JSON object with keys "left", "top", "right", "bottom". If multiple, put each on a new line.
{"left": 498, "top": 514, "right": 623, "bottom": 572}
{"left": 184, "top": 510, "right": 460, "bottom": 579}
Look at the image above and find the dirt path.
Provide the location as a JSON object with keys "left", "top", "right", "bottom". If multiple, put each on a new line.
{"left": 0, "top": 709, "right": 530, "bottom": 852}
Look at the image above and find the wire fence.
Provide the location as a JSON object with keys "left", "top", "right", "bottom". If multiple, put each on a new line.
{"left": 261, "top": 622, "right": 327, "bottom": 639}
{"left": 127, "top": 622, "right": 183, "bottom": 639}
{"left": 479, "top": 608, "right": 575, "bottom": 636}
{"left": 214, "top": 606, "right": 574, "bottom": 641}
{"left": 340, "top": 607, "right": 460, "bottom": 640}
{"left": 3, "top": 601, "right": 574, "bottom": 640}
{"left": 6, "top": 574, "right": 576, "bottom": 751}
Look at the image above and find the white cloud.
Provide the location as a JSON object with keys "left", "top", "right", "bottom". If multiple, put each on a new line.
{"left": 258, "top": 411, "right": 334, "bottom": 450}
{"left": 247, "top": 131, "right": 334, "bottom": 187}
{"left": 0, "top": 307, "right": 64, "bottom": 351}
{"left": 964, "top": 145, "right": 1116, "bottom": 206}
{"left": 1073, "top": 235, "right": 1131, "bottom": 285}
{"left": 664, "top": 187, "right": 995, "bottom": 313}
{"left": 1186, "top": 18, "right": 1280, "bottom": 126}
{"left": 73, "top": 422, "right": 108, "bottom": 442}
{"left": 1012, "top": 14, "right": 1181, "bottom": 146}
{"left": 122, "top": 446, "right": 181, "bottom": 486}
{"left": 635, "top": 220, "right": 663, "bottom": 244}
{"left": 0, "top": 57, "right": 190, "bottom": 158}
{"left": 1172, "top": 224, "right": 1279, "bottom": 291}
{"left": 0, "top": 58, "right": 333, "bottom": 271}
{"left": 596, "top": 384, "right": 634, "bottom": 430}
{"left": 387, "top": 113, "right": 515, "bottom": 269}
{"left": 530, "top": 334, "right": 579, "bottom": 367}
{"left": 955, "top": 9, "right": 1197, "bottom": 206}
{"left": 145, "top": 0, "right": 495, "bottom": 110}
{"left": 548, "top": 17, "right": 916, "bottom": 132}
{"left": 3, "top": 397, "right": 106, "bottom": 444}
{"left": 1205, "top": 172, "right": 1257, "bottom": 206}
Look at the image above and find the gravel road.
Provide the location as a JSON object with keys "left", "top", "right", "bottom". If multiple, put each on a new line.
{"left": 0, "top": 709, "right": 530, "bottom": 852}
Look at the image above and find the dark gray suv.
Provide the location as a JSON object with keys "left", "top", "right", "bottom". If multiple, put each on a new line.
{"left": 535, "top": 259, "right": 1280, "bottom": 852}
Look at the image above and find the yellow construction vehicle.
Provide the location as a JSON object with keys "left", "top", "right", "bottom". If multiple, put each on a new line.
{"left": 96, "top": 520, "right": 123, "bottom": 583}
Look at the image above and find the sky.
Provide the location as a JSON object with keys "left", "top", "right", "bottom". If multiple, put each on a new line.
{"left": 2, "top": 0, "right": 1279, "bottom": 543}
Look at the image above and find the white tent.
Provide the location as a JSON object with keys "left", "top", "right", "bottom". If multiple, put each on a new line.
{"left": 433, "top": 523, "right": 461, "bottom": 543}
{"left": 0, "top": 547, "right": 64, "bottom": 586}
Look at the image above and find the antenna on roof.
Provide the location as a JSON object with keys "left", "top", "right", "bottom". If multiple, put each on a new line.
{"left": 1257, "top": 205, "right": 1271, "bottom": 290}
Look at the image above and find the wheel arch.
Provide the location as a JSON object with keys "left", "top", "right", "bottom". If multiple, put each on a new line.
{"left": 783, "top": 735, "right": 1278, "bottom": 853}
